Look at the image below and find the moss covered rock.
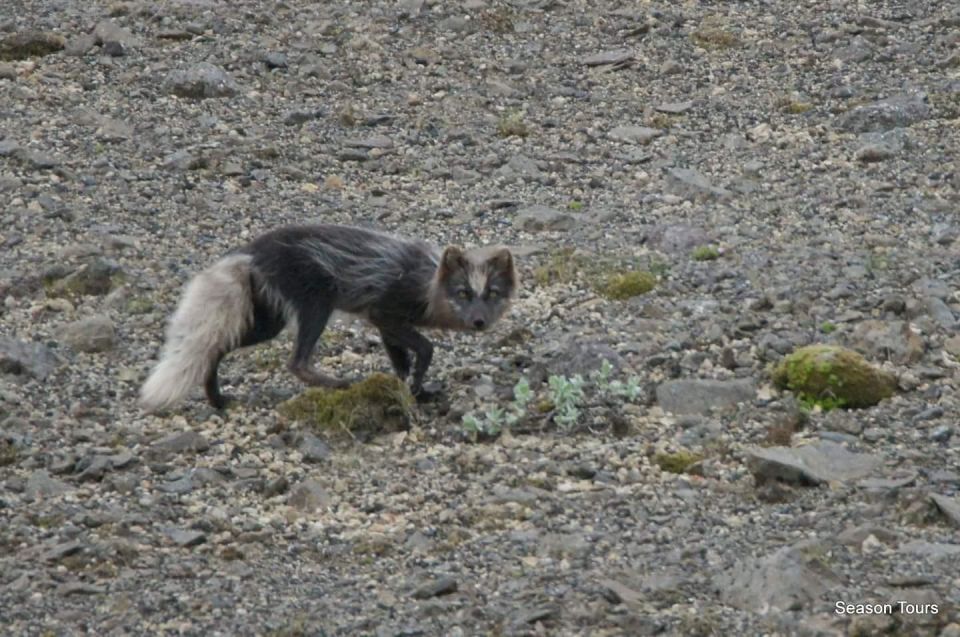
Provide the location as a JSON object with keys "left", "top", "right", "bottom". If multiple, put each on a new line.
{"left": 0, "top": 31, "right": 65, "bottom": 61}
{"left": 599, "top": 271, "right": 656, "bottom": 300}
{"left": 654, "top": 450, "right": 703, "bottom": 474}
{"left": 772, "top": 345, "right": 895, "bottom": 410}
{"left": 278, "top": 373, "right": 414, "bottom": 435}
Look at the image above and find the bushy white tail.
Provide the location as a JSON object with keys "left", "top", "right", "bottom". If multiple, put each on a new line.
{"left": 139, "top": 254, "right": 255, "bottom": 412}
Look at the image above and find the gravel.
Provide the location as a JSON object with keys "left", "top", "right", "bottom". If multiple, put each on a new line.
{"left": 2, "top": 0, "right": 959, "bottom": 635}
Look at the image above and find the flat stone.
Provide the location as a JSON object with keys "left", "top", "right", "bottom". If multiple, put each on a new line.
{"left": 930, "top": 494, "right": 960, "bottom": 528}
{"left": 582, "top": 48, "right": 634, "bottom": 66}
{"left": 165, "top": 63, "right": 238, "bottom": 99}
{"left": 0, "top": 337, "right": 61, "bottom": 379}
{"left": 411, "top": 575, "right": 458, "bottom": 599}
{"left": 656, "top": 379, "right": 755, "bottom": 415}
{"left": 165, "top": 528, "right": 206, "bottom": 548}
{"left": 836, "top": 93, "right": 931, "bottom": 133}
{"left": 899, "top": 540, "right": 960, "bottom": 561}
{"left": 747, "top": 440, "right": 882, "bottom": 485}
{"left": 343, "top": 135, "right": 393, "bottom": 149}
{"left": 24, "top": 470, "right": 71, "bottom": 499}
{"left": 715, "top": 542, "right": 838, "bottom": 612}
{"left": 665, "top": 167, "right": 732, "bottom": 200}
{"left": 608, "top": 126, "right": 662, "bottom": 144}
{"left": 655, "top": 101, "right": 694, "bottom": 114}
{"left": 514, "top": 204, "right": 576, "bottom": 232}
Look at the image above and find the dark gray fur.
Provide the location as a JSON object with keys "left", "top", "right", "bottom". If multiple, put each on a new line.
{"left": 196, "top": 224, "right": 516, "bottom": 408}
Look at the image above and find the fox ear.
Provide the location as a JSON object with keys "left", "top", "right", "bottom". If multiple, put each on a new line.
{"left": 487, "top": 247, "right": 513, "bottom": 274}
{"left": 439, "top": 246, "right": 466, "bottom": 278}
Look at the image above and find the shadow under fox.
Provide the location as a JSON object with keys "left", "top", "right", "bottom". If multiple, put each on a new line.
{"left": 139, "top": 224, "right": 517, "bottom": 411}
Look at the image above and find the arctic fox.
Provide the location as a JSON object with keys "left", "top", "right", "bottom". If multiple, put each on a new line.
{"left": 139, "top": 224, "right": 517, "bottom": 411}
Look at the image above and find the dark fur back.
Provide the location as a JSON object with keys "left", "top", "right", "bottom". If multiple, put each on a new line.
{"left": 243, "top": 225, "right": 441, "bottom": 324}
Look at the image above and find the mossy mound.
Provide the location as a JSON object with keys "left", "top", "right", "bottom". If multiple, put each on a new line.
{"left": 278, "top": 373, "right": 414, "bottom": 435}
{"left": 44, "top": 259, "right": 125, "bottom": 299}
{"left": 654, "top": 450, "right": 703, "bottom": 474}
{"left": 691, "top": 245, "right": 720, "bottom": 261}
{"left": 772, "top": 345, "right": 896, "bottom": 410}
{"left": 600, "top": 271, "right": 656, "bottom": 300}
{"left": 0, "top": 31, "right": 65, "bottom": 61}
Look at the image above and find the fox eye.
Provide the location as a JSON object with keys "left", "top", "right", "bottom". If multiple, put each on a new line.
{"left": 456, "top": 289, "right": 472, "bottom": 300}
{"left": 487, "top": 289, "right": 500, "bottom": 300}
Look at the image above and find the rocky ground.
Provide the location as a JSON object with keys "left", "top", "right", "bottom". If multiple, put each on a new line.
{"left": 1, "top": 0, "right": 959, "bottom": 635}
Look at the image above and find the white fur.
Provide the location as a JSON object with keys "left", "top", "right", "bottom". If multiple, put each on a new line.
{"left": 139, "top": 254, "right": 255, "bottom": 412}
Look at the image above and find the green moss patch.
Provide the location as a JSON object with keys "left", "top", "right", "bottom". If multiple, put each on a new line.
{"left": 600, "top": 271, "right": 656, "bottom": 300}
{"left": 772, "top": 345, "right": 896, "bottom": 410}
{"left": 278, "top": 373, "right": 414, "bottom": 435}
{"left": 533, "top": 248, "right": 657, "bottom": 300}
{"left": 691, "top": 245, "right": 720, "bottom": 261}
{"left": 496, "top": 111, "right": 530, "bottom": 138}
{"left": 654, "top": 450, "right": 704, "bottom": 474}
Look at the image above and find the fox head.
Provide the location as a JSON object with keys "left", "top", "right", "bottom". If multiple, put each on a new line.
{"left": 433, "top": 245, "right": 517, "bottom": 331}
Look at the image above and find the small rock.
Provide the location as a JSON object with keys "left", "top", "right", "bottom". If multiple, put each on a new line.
{"left": 930, "top": 494, "right": 960, "bottom": 528}
{"left": 24, "top": 470, "right": 71, "bottom": 499}
{"left": 158, "top": 476, "right": 194, "bottom": 494}
{"left": 645, "top": 224, "right": 712, "bottom": 254}
{"left": 75, "top": 455, "right": 113, "bottom": 482}
{"left": 343, "top": 135, "right": 393, "bottom": 149}
{"left": 664, "top": 167, "right": 732, "bottom": 200}
{"left": 97, "top": 118, "right": 133, "bottom": 142}
{"left": 287, "top": 479, "right": 330, "bottom": 512}
{"left": 165, "top": 63, "right": 238, "bottom": 99}
{"left": 45, "top": 541, "right": 84, "bottom": 562}
{"left": 262, "top": 51, "right": 288, "bottom": 69}
{"left": 48, "top": 258, "right": 122, "bottom": 298}
{"left": 655, "top": 101, "right": 694, "bottom": 114}
{"left": 93, "top": 20, "right": 140, "bottom": 50}
{"left": 64, "top": 34, "right": 96, "bottom": 56}
{"left": 411, "top": 575, "right": 458, "bottom": 599}
{"left": 298, "top": 433, "right": 331, "bottom": 463}
{"left": 608, "top": 126, "right": 662, "bottom": 145}
{"left": 514, "top": 204, "right": 575, "bottom": 232}
{"left": 60, "top": 315, "right": 116, "bottom": 353}
{"left": 151, "top": 431, "right": 210, "bottom": 456}
{"left": 656, "top": 379, "right": 755, "bottom": 415}
{"left": 59, "top": 582, "right": 106, "bottom": 596}
{"left": 925, "top": 297, "right": 957, "bottom": 329}
{"left": 582, "top": 48, "right": 634, "bottom": 67}
{"left": 283, "top": 109, "right": 323, "bottom": 126}
{"left": 165, "top": 528, "right": 206, "bottom": 548}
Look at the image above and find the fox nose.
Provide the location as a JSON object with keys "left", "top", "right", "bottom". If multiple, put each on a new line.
{"left": 473, "top": 318, "right": 486, "bottom": 330}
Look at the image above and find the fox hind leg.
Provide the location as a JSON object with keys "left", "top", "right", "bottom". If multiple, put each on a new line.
{"left": 287, "top": 300, "right": 350, "bottom": 389}
{"left": 204, "top": 352, "right": 229, "bottom": 409}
